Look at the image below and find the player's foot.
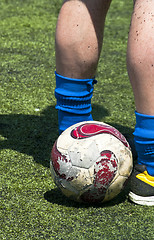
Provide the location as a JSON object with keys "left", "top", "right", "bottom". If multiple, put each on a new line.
{"left": 129, "top": 164, "right": 154, "bottom": 206}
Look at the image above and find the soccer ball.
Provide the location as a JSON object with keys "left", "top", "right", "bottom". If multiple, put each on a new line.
{"left": 50, "top": 121, "right": 133, "bottom": 203}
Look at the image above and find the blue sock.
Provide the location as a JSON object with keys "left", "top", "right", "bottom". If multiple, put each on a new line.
{"left": 134, "top": 111, "right": 154, "bottom": 176}
{"left": 55, "top": 72, "right": 97, "bottom": 134}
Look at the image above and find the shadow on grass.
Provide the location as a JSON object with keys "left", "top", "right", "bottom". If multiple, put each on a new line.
{"left": 0, "top": 105, "right": 58, "bottom": 167}
{"left": 0, "top": 103, "right": 135, "bottom": 168}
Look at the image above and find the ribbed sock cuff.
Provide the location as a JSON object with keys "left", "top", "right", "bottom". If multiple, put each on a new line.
{"left": 55, "top": 71, "right": 96, "bottom": 114}
{"left": 55, "top": 72, "right": 96, "bottom": 134}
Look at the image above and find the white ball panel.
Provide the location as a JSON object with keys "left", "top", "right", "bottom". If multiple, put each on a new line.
{"left": 103, "top": 175, "right": 127, "bottom": 202}
{"left": 70, "top": 167, "right": 92, "bottom": 191}
{"left": 68, "top": 139, "right": 100, "bottom": 169}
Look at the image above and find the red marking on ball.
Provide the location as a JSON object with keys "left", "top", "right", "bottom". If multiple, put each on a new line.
{"left": 94, "top": 150, "right": 118, "bottom": 188}
{"left": 51, "top": 141, "right": 73, "bottom": 181}
{"left": 80, "top": 150, "right": 118, "bottom": 203}
{"left": 71, "top": 122, "right": 129, "bottom": 148}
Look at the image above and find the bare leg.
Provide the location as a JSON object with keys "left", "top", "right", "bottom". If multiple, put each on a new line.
{"left": 55, "top": 0, "right": 112, "bottom": 79}
{"left": 55, "top": 0, "right": 112, "bottom": 133}
{"left": 127, "top": 1, "right": 154, "bottom": 205}
{"left": 127, "top": 0, "right": 154, "bottom": 115}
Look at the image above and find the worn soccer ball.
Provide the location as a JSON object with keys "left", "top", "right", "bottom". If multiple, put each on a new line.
{"left": 50, "top": 121, "right": 133, "bottom": 203}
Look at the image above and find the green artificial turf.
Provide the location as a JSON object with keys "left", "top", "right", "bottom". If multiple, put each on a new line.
{"left": 0, "top": 0, "right": 154, "bottom": 239}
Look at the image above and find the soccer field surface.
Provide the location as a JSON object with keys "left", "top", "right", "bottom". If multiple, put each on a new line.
{"left": 0, "top": 0, "right": 154, "bottom": 239}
